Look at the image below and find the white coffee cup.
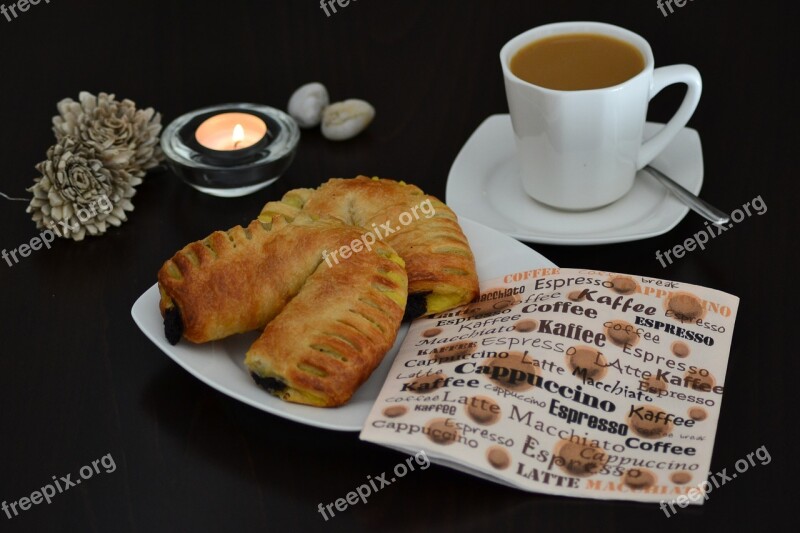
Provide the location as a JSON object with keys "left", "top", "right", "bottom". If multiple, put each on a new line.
{"left": 500, "top": 21, "right": 702, "bottom": 210}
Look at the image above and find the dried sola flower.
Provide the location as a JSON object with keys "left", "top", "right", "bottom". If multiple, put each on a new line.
{"left": 52, "top": 91, "right": 164, "bottom": 174}
{"left": 26, "top": 137, "right": 140, "bottom": 241}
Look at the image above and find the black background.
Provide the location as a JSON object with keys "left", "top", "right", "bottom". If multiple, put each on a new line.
{"left": 0, "top": 1, "right": 796, "bottom": 531}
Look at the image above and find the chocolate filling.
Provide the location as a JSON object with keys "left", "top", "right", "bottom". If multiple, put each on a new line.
{"left": 403, "top": 291, "right": 431, "bottom": 321}
{"left": 251, "top": 373, "right": 287, "bottom": 394}
{"left": 164, "top": 306, "right": 183, "bottom": 346}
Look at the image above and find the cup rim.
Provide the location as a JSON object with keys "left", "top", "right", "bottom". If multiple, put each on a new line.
{"left": 500, "top": 21, "right": 655, "bottom": 94}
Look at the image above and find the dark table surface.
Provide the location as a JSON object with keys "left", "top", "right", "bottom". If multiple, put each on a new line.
{"left": 0, "top": 1, "right": 796, "bottom": 531}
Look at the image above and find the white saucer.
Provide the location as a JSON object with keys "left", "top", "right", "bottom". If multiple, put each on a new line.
{"left": 446, "top": 114, "right": 704, "bottom": 245}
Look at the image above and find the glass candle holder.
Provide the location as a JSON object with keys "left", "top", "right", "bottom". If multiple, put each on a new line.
{"left": 161, "top": 103, "right": 300, "bottom": 197}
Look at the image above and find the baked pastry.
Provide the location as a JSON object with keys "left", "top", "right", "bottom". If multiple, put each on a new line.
{"left": 158, "top": 215, "right": 408, "bottom": 406}
{"left": 157, "top": 177, "right": 478, "bottom": 407}
{"left": 158, "top": 215, "right": 370, "bottom": 344}
{"left": 245, "top": 230, "right": 408, "bottom": 406}
{"left": 258, "top": 176, "right": 479, "bottom": 318}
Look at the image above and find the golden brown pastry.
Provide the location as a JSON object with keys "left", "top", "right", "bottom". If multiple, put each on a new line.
{"left": 156, "top": 177, "right": 478, "bottom": 407}
{"left": 258, "top": 176, "right": 479, "bottom": 317}
{"left": 158, "top": 215, "right": 408, "bottom": 407}
{"left": 160, "top": 216, "right": 357, "bottom": 343}
{"left": 245, "top": 234, "right": 407, "bottom": 406}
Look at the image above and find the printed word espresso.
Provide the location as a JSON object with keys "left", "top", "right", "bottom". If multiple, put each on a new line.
{"left": 494, "top": 273, "right": 733, "bottom": 320}
{"left": 519, "top": 434, "right": 699, "bottom": 480}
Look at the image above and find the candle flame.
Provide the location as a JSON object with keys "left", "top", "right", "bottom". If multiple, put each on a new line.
{"left": 232, "top": 123, "right": 245, "bottom": 148}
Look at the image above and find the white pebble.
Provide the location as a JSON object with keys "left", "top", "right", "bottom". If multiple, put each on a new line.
{"left": 321, "top": 99, "right": 375, "bottom": 141}
{"left": 287, "top": 82, "right": 329, "bottom": 128}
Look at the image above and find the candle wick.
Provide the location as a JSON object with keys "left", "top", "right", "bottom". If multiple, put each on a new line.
{"left": 234, "top": 140, "right": 241, "bottom": 149}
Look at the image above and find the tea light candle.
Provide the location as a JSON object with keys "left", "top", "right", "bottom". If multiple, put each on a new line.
{"left": 195, "top": 112, "right": 268, "bottom": 151}
{"left": 161, "top": 103, "right": 300, "bottom": 198}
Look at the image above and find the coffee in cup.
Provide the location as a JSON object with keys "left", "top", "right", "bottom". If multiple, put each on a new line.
{"left": 500, "top": 22, "right": 702, "bottom": 210}
{"left": 510, "top": 33, "right": 645, "bottom": 91}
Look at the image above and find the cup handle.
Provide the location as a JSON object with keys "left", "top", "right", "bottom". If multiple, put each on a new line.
{"left": 637, "top": 64, "right": 702, "bottom": 169}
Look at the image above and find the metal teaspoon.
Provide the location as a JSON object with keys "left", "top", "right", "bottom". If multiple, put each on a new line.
{"left": 644, "top": 165, "right": 730, "bottom": 226}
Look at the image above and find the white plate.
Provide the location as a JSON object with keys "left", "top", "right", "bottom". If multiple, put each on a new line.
{"left": 446, "top": 114, "right": 704, "bottom": 245}
{"left": 131, "top": 217, "right": 556, "bottom": 432}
